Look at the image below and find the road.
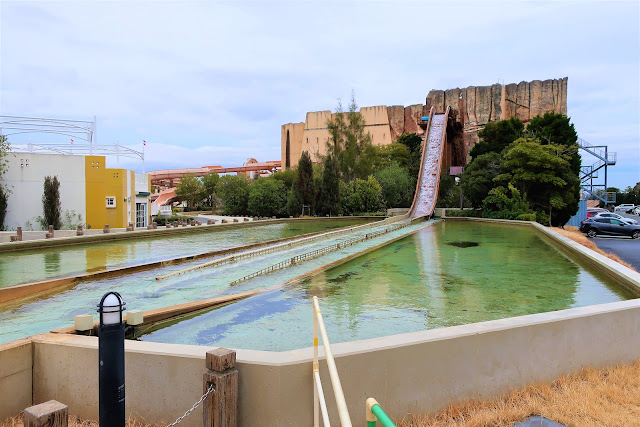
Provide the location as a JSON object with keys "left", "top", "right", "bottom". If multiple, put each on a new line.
{"left": 591, "top": 212, "right": 640, "bottom": 271}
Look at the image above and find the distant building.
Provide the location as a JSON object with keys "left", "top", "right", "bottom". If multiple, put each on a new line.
{"left": 282, "top": 78, "right": 568, "bottom": 169}
{"left": 3, "top": 153, "right": 151, "bottom": 230}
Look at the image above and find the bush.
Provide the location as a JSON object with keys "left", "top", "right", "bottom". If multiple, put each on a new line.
{"left": 374, "top": 164, "right": 414, "bottom": 208}
{"left": 515, "top": 213, "right": 537, "bottom": 221}
{"left": 42, "top": 176, "right": 62, "bottom": 229}
{"left": 0, "top": 187, "right": 7, "bottom": 230}
{"left": 340, "top": 177, "right": 384, "bottom": 215}
{"left": 154, "top": 215, "right": 184, "bottom": 226}
{"left": 217, "top": 175, "right": 251, "bottom": 215}
{"left": 248, "top": 178, "right": 287, "bottom": 217}
{"left": 445, "top": 209, "right": 482, "bottom": 218}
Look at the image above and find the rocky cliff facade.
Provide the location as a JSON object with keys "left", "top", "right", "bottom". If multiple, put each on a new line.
{"left": 425, "top": 78, "right": 568, "bottom": 160}
{"left": 282, "top": 78, "right": 568, "bottom": 168}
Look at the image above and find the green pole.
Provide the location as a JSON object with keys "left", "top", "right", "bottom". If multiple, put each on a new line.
{"left": 367, "top": 421, "right": 377, "bottom": 427}
{"left": 371, "top": 404, "right": 395, "bottom": 427}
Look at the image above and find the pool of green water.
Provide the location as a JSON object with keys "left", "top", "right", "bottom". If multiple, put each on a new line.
{"left": 141, "top": 221, "right": 637, "bottom": 351}
{"left": 0, "top": 219, "right": 371, "bottom": 287}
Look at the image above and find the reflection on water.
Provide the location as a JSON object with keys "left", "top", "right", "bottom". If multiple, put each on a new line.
{"left": 0, "top": 220, "right": 371, "bottom": 287}
{"left": 142, "top": 221, "right": 637, "bottom": 351}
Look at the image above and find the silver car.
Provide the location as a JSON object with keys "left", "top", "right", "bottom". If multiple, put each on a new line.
{"left": 592, "top": 212, "right": 638, "bottom": 225}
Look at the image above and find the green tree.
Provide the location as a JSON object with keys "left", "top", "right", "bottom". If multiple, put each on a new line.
{"left": 200, "top": 173, "right": 220, "bottom": 208}
{"left": 461, "top": 152, "right": 502, "bottom": 208}
{"left": 42, "top": 176, "right": 62, "bottom": 229}
{"left": 326, "top": 92, "right": 374, "bottom": 181}
{"left": 370, "top": 143, "right": 411, "bottom": 171}
{"left": 340, "top": 177, "right": 384, "bottom": 214}
{"left": 525, "top": 112, "right": 580, "bottom": 174}
{"left": 271, "top": 168, "right": 297, "bottom": 190}
{"left": 374, "top": 164, "right": 414, "bottom": 208}
{"left": 470, "top": 117, "right": 524, "bottom": 159}
{"left": 0, "top": 188, "right": 7, "bottom": 231}
{"left": 0, "top": 135, "right": 10, "bottom": 230}
{"left": 317, "top": 155, "right": 340, "bottom": 216}
{"left": 396, "top": 132, "right": 423, "bottom": 178}
{"left": 217, "top": 175, "right": 251, "bottom": 215}
{"left": 248, "top": 178, "right": 287, "bottom": 217}
{"left": 175, "top": 174, "right": 205, "bottom": 209}
{"left": 286, "top": 184, "right": 304, "bottom": 216}
{"left": 494, "top": 138, "right": 580, "bottom": 226}
{"left": 482, "top": 183, "right": 532, "bottom": 219}
{"left": 296, "top": 151, "right": 315, "bottom": 211}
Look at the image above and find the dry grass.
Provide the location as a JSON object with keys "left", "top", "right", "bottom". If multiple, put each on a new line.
{"left": 551, "top": 226, "right": 636, "bottom": 271}
{"left": 0, "top": 414, "right": 158, "bottom": 427}
{"left": 398, "top": 359, "right": 640, "bottom": 426}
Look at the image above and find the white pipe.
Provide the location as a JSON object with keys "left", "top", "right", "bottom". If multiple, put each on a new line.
{"left": 314, "top": 370, "right": 331, "bottom": 427}
{"left": 313, "top": 296, "right": 352, "bottom": 427}
{"left": 314, "top": 305, "right": 319, "bottom": 427}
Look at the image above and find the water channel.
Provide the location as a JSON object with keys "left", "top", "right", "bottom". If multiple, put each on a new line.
{"left": 140, "top": 221, "right": 637, "bottom": 351}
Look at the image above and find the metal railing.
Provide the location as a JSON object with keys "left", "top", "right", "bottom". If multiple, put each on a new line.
{"left": 156, "top": 220, "right": 389, "bottom": 281}
{"left": 228, "top": 221, "right": 412, "bottom": 285}
{"left": 313, "top": 296, "right": 352, "bottom": 427}
{"left": 366, "top": 398, "right": 395, "bottom": 427}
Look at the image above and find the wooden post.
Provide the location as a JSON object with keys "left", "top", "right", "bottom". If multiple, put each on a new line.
{"left": 103, "top": 224, "right": 110, "bottom": 233}
{"left": 76, "top": 225, "right": 83, "bottom": 236}
{"left": 24, "top": 400, "right": 68, "bottom": 427}
{"left": 203, "top": 348, "right": 238, "bottom": 427}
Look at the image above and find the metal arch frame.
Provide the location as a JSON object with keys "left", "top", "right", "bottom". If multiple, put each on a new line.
{"left": 10, "top": 143, "right": 144, "bottom": 161}
{"left": 0, "top": 115, "right": 96, "bottom": 143}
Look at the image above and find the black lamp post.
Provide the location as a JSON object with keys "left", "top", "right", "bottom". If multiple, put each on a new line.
{"left": 97, "top": 291, "right": 126, "bottom": 427}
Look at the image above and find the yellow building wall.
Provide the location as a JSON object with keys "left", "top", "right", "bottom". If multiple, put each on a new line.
{"left": 105, "top": 169, "right": 128, "bottom": 228}
{"left": 84, "top": 156, "right": 107, "bottom": 230}
{"left": 129, "top": 170, "right": 135, "bottom": 226}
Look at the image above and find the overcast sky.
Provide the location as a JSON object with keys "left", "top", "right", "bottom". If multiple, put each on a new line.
{"left": 1, "top": 1, "right": 638, "bottom": 188}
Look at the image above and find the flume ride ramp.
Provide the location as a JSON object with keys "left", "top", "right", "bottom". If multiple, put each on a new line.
{"left": 409, "top": 106, "right": 450, "bottom": 219}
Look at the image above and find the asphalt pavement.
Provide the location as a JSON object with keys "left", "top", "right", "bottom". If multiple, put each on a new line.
{"left": 590, "top": 212, "right": 640, "bottom": 271}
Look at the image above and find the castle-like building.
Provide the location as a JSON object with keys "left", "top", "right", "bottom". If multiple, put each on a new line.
{"left": 281, "top": 78, "right": 568, "bottom": 169}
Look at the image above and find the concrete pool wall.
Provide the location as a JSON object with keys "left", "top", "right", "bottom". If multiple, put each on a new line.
{"left": 1, "top": 218, "right": 639, "bottom": 425}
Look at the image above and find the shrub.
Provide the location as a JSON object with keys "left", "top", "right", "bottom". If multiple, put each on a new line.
{"left": 217, "top": 175, "right": 251, "bottom": 215}
{"left": 0, "top": 187, "right": 7, "bottom": 230}
{"left": 248, "top": 178, "right": 287, "bottom": 217}
{"left": 445, "top": 209, "right": 482, "bottom": 218}
{"left": 340, "top": 177, "right": 384, "bottom": 215}
{"left": 42, "top": 176, "right": 62, "bottom": 229}
{"left": 374, "top": 164, "right": 414, "bottom": 208}
{"left": 516, "top": 213, "right": 537, "bottom": 222}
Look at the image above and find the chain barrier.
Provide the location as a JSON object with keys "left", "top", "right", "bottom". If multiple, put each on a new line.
{"left": 165, "top": 384, "right": 215, "bottom": 427}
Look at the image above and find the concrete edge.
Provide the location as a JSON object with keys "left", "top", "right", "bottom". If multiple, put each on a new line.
{"left": 443, "top": 216, "right": 640, "bottom": 293}
{"left": 24, "top": 298, "right": 640, "bottom": 367}
{"left": 0, "top": 219, "right": 385, "bottom": 306}
{"left": 0, "top": 216, "right": 382, "bottom": 253}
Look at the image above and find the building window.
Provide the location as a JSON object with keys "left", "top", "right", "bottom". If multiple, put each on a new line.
{"left": 106, "top": 197, "right": 116, "bottom": 208}
{"left": 136, "top": 203, "right": 147, "bottom": 228}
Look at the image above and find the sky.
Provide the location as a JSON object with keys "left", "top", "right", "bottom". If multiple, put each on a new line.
{"left": 1, "top": 0, "right": 638, "bottom": 188}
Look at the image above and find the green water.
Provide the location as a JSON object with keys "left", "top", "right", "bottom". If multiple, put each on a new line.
{"left": 0, "top": 219, "right": 371, "bottom": 287}
{"left": 141, "top": 221, "right": 637, "bottom": 351}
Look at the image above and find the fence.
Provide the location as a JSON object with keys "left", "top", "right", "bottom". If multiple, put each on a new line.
{"left": 229, "top": 221, "right": 412, "bottom": 286}
{"left": 156, "top": 220, "right": 389, "bottom": 281}
{"left": 566, "top": 200, "right": 587, "bottom": 227}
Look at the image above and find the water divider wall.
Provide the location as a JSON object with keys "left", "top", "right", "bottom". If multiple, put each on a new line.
{"left": 0, "top": 218, "right": 385, "bottom": 305}
{"left": 3, "top": 218, "right": 640, "bottom": 425}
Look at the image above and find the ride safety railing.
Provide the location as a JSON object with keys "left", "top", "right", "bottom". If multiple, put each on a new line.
{"left": 228, "top": 221, "right": 412, "bottom": 286}
{"left": 365, "top": 398, "right": 395, "bottom": 427}
{"left": 312, "top": 297, "right": 396, "bottom": 427}
{"left": 313, "top": 296, "right": 352, "bottom": 427}
{"left": 156, "top": 220, "right": 387, "bottom": 281}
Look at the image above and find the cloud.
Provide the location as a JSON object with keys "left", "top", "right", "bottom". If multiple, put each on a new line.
{"left": 1, "top": 0, "right": 638, "bottom": 188}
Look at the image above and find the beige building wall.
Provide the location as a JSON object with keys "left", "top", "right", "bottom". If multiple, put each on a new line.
{"left": 281, "top": 122, "right": 305, "bottom": 169}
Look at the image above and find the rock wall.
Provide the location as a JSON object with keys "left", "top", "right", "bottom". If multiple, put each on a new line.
{"left": 425, "top": 77, "right": 568, "bottom": 161}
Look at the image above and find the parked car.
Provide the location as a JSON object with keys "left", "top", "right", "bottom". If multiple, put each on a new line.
{"left": 592, "top": 212, "right": 639, "bottom": 225}
{"left": 631, "top": 206, "right": 640, "bottom": 215}
{"left": 586, "top": 208, "right": 608, "bottom": 218}
{"left": 614, "top": 204, "right": 635, "bottom": 213}
{"left": 579, "top": 218, "right": 640, "bottom": 239}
